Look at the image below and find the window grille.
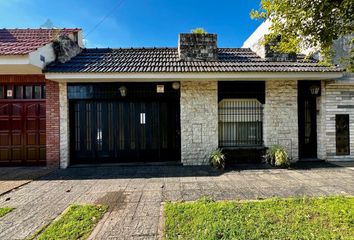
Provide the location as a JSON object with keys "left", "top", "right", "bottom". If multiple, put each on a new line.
{"left": 219, "top": 99, "right": 263, "bottom": 147}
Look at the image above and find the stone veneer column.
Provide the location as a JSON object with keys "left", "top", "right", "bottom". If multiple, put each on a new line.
{"left": 180, "top": 81, "right": 218, "bottom": 165}
{"left": 59, "top": 82, "right": 69, "bottom": 168}
{"left": 317, "top": 80, "right": 327, "bottom": 160}
{"left": 45, "top": 80, "right": 60, "bottom": 168}
{"left": 264, "top": 80, "right": 299, "bottom": 161}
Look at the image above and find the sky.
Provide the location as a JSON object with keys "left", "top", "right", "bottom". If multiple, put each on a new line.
{"left": 0, "top": 0, "right": 263, "bottom": 48}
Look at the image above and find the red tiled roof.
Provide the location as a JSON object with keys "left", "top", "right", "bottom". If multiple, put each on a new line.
{"left": 0, "top": 28, "right": 81, "bottom": 55}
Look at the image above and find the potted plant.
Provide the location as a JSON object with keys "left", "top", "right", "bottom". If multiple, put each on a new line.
{"left": 264, "top": 144, "right": 290, "bottom": 168}
{"left": 210, "top": 148, "right": 226, "bottom": 169}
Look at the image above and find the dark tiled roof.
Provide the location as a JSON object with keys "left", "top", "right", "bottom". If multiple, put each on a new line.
{"left": 46, "top": 48, "right": 341, "bottom": 73}
{"left": 0, "top": 28, "right": 81, "bottom": 55}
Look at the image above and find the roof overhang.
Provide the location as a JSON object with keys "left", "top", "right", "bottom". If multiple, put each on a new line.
{"left": 0, "top": 55, "right": 42, "bottom": 74}
{"left": 0, "top": 43, "right": 55, "bottom": 74}
{"left": 45, "top": 71, "right": 343, "bottom": 82}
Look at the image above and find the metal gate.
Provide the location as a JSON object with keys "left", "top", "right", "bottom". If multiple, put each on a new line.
{"left": 70, "top": 100, "right": 180, "bottom": 164}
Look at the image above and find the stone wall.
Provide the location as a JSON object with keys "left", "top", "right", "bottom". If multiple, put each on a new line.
{"left": 264, "top": 80, "right": 299, "bottom": 161}
{"left": 59, "top": 82, "right": 70, "bottom": 168}
{"left": 180, "top": 81, "right": 218, "bottom": 165}
{"left": 317, "top": 80, "right": 327, "bottom": 159}
{"left": 322, "top": 81, "right": 354, "bottom": 161}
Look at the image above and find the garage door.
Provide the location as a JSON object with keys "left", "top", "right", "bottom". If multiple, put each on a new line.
{"left": 0, "top": 102, "right": 46, "bottom": 166}
{"left": 0, "top": 85, "right": 46, "bottom": 166}
{"left": 70, "top": 100, "right": 180, "bottom": 164}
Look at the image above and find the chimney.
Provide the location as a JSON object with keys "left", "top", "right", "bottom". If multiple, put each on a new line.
{"left": 178, "top": 33, "right": 218, "bottom": 61}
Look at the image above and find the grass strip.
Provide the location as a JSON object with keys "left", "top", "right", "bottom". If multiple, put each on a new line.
{"left": 35, "top": 204, "right": 107, "bottom": 240}
{"left": 164, "top": 196, "right": 354, "bottom": 240}
{"left": 0, "top": 207, "right": 14, "bottom": 217}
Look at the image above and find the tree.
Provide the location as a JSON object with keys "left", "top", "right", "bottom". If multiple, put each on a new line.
{"left": 251, "top": 0, "right": 354, "bottom": 70}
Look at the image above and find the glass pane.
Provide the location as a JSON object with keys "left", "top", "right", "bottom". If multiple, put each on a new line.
{"left": 336, "top": 115, "right": 350, "bottom": 155}
{"left": 0, "top": 86, "right": 4, "bottom": 99}
{"left": 34, "top": 86, "right": 41, "bottom": 99}
{"left": 15, "top": 86, "right": 23, "bottom": 99}
{"left": 25, "top": 86, "right": 33, "bottom": 99}
{"left": 42, "top": 86, "right": 46, "bottom": 99}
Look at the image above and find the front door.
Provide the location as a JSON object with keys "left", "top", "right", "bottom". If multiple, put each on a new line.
{"left": 298, "top": 81, "right": 319, "bottom": 159}
{"left": 70, "top": 100, "right": 180, "bottom": 164}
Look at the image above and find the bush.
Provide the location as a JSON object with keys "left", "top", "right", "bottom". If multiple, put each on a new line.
{"left": 210, "top": 148, "right": 225, "bottom": 169}
{"left": 191, "top": 28, "right": 208, "bottom": 34}
{"left": 264, "top": 145, "right": 290, "bottom": 167}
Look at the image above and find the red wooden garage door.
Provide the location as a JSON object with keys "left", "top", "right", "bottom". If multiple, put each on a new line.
{"left": 0, "top": 85, "right": 46, "bottom": 166}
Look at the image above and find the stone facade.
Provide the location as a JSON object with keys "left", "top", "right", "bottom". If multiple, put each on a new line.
{"left": 59, "top": 82, "right": 70, "bottom": 168}
{"left": 264, "top": 80, "right": 299, "bottom": 161}
{"left": 321, "top": 80, "right": 354, "bottom": 161}
{"left": 45, "top": 80, "right": 60, "bottom": 167}
{"left": 178, "top": 33, "right": 218, "bottom": 61}
{"left": 180, "top": 81, "right": 218, "bottom": 165}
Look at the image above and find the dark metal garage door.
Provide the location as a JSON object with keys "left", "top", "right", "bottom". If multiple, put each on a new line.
{"left": 68, "top": 83, "right": 180, "bottom": 165}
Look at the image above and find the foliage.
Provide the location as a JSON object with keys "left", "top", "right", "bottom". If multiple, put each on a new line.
{"left": 251, "top": 0, "right": 354, "bottom": 70}
{"left": 264, "top": 144, "right": 289, "bottom": 167}
{"left": 209, "top": 148, "right": 225, "bottom": 169}
{"left": 0, "top": 207, "right": 14, "bottom": 218}
{"left": 164, "top": 196, "right": 354, "bottom": 240}
{"left": 191, "top": 28, "right": 208, "bottom": 34}
{"left": 36, "top": 204, "right": 107, "bottom": 240}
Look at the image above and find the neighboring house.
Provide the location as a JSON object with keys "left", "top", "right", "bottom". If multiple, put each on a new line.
{"left": 243, "top": 22, "right": 354, "bottom": 162}
{"left": 43, "top": 32, "right": 349, "bottom": 169}
{"left": 0, "top": 28, "right": 82, "bottom": 166}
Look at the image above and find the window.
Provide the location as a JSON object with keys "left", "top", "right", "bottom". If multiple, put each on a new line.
{"left": 0, "top": 85, "right": 45, "bottom": 99}
{"left": 336, "top": 114, "right": 350, "bottom": 155}
{"left": 34, "top": 86, "right": 41, "bottom": 99}
{"left": 219, "top": 99, "right": 263, "bottom": 147}
{"left": 25, "top": 86, "right": 33, "bottom": 99}
{"left": 15, "top": 86, "right": 23, "bottom": 99}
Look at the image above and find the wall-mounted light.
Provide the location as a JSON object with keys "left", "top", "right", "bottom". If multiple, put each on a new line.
{"left": 119, "top": 86, "right": 127, "bottom": 97}
{"left": 172, "top": 82, "right": 180, "bottom": 90}
{"left": 309, "top": 85, "right": 320, "bottom": 95}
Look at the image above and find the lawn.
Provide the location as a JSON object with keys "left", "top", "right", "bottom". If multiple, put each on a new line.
{"left": 0, "top": 207, "right": 14, "bottom": 217}
{"left": 164, "top": 196, "right": 354, "bottom": 240}
{"left": 34, "top": 204, "right": 107, "bottom": 240}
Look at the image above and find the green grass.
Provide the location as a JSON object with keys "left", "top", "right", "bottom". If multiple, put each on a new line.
{"left": 0, "top": 207, "right": 14, "bottom": 217}
{"left": 164, "top": 196, "right": 354, "bottom": 240}
{"left": 36, "top": 204, "right": 107, "bottom": 240}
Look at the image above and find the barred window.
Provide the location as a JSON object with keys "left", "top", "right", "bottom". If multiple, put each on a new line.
{"left": 218, "top": 99, "right": 263, "bottom": 147}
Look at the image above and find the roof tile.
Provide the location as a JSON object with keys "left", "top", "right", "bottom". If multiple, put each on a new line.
{"left": 45, "top": 47, "right": 341, "bottom": 73}
{"left": 0, "top": 28, "right": 81, "bottom": 55}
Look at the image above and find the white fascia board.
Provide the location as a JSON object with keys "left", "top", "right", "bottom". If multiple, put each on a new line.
{"left": 45, "top": 72, "right": 343, "bottom": 82}
{"left": 0, "top": 55, "right": 30, "bottom": 65}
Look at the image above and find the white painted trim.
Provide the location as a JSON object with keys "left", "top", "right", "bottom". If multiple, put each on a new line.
{"left": 0, "top": 55, "right": 30, "bottom": 65}
{"left": 45, "top": 72, "right": 343, "bottom": 82}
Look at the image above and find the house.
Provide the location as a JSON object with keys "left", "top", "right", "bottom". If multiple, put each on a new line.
{"left": 43, "top": 32, "right": 352, "bottom": 168}
{"left": 0, "top": 28, "right": 82, "bottom": 166}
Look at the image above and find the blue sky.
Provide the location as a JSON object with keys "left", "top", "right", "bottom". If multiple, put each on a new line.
{"left": 0, "top": 0, "right": 263, "bottom": 48}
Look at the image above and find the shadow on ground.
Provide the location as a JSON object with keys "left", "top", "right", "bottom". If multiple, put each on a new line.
{"left": 0, "top": 161, "right": 352, "bottom": 181}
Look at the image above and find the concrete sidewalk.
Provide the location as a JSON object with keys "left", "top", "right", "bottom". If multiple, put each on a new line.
{"left": 0, "top": 167, "right": 53, "bottom": 196}
{"left": 0, "top": 164, "right": 353, "bottom": 240}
